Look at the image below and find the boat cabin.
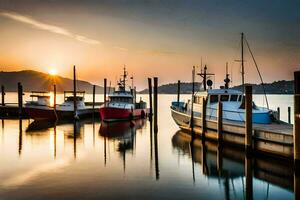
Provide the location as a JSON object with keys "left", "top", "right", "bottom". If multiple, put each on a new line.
{"left": 28, "top": 91, "right": 51, "bottom": 106}
{"left": 63, "top": 91, "right": 85, "bottom": 102}
{"left": 108, "top": 91, "right": 134, "bottom": 104}
{"left": 194, "top": 89, "right": 244, "bottom": 105}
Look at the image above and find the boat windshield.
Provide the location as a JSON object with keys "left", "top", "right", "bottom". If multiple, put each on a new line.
{"left": 66, "top": 96, "right": 84, "bottom": 102}
{"left": 110, "top": 97, "right": 133, "bottom": 103}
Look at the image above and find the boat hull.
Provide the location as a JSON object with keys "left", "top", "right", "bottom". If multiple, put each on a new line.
{"left": 25, "top": 106, "right": 96, "bottom": 121}
{"left": 25, "top": 107, "right": 56, "bottom": 121}
{"left": 99, "top": 107, "right": 148, "bottom": 122}
{"left": 171, "top": 106, "right": 273, "bottom": 134}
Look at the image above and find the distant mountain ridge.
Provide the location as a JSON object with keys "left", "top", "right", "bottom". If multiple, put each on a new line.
{"left": 0, "top": 70, "right": 104, "bottom": 93}
{"left": 139, "top": 80, "right": 294, "bottom": 94}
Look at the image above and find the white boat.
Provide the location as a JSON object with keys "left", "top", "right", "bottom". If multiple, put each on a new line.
{"left": 171, "top": 33, "right": 276, "bottom": 129}
{"left": 25, "top": 91, "right": 56, "bottom": 120}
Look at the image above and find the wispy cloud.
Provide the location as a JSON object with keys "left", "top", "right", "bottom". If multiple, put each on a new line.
{"left": 0, "top": 11, "right": 101, "bottom": 45}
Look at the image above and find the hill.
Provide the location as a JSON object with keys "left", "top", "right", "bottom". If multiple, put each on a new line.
{"left": 139, "top": 80, "right": 294, "bottom": 94}
{"left": 0, "top": 70, "right": 104, "bottom": 93}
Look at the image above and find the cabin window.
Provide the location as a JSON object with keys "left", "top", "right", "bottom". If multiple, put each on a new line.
{"left": 220, "top": 95, "right": 229, "bottom": 102}
{"left": 210, "top": 95, "right": 218, "bottom": 103}
{"left": 193, "top": 96, "right": 201, "bottom": 104}
{"left": 230, "top": 95, "right": 238, "bottom": 101}
{"left": 238, "top": 95, "right": 242, "bottom": 101}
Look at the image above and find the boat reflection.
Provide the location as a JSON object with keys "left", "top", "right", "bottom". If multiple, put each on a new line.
{"left": 99, "top": 119, "right": 146, "bottom": 170}
{"left": 172, "top": 130, "right": 294, "bottom": 198}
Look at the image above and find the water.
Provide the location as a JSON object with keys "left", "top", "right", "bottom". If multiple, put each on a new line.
{"left": 0, "top": 94, "right": 295, "bottom": 199}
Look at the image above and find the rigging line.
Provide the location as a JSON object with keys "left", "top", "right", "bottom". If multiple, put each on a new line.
{"left": 244, "top": 37, "right": 270, "bottom": 109}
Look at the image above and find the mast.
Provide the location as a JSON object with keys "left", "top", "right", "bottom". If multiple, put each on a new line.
{"left": 197, "top": 65, "right": 214, "bottom": 91}
{"left": 224, "top": 62, "right": 230, "bottom": 89}
{"left": 241, "top": 32, "right": 245, "bottom": 92}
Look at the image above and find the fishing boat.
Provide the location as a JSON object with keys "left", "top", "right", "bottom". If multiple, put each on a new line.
{"left": 56, "top": 91, "right": 91, "bottom": 119}
{"left": 25, "top": 91, "right": 56, "bottom": 120}
{"left": 171, "top": 33, "right": 276, "bottom": 132}
{"left": 25, "top": 90, "right": 93, "bottom": 120}
{"left": 99, "top": 67, "right": 149, "bottom": 122}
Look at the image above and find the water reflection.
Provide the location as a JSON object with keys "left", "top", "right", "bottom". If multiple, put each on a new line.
{"left": 172, "top": 130, "right": 294, "bottom": 199}
{"left": 0, "top": 117, "right": 294, "bottom": 199}
{"left": 99, "top": 120, "right": 146, "bottom": 171}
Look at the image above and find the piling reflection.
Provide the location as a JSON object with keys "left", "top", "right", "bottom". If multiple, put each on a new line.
{"left": 172, "top": 130, "right": 295, "bottom": 198}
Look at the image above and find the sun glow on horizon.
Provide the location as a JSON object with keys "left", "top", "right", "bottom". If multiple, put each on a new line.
{"left": 49, "top": 68, "right": 58, "bottom": 76}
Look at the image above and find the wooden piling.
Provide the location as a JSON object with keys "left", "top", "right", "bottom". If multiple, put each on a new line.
{"left": 134, "top": 86, "right": 137, "bottom": 104}
{"left": 190, "top": 68, "right": 195, "bottom": 139}
{"left": 295, "top": 169, "right": 300, "bottom": 200}
{"left": 177, "top": 80, "right": 180, "bottom": 107}
{"left": 104, "top": 78, "right": 107, "bottom": 104}
{"left": 288, "top": 106, "right": 291, "bottom": 124}
{"left": 1, "top": 85, "right": 5, "bottom": 106}
{"left": 217, "top": 101, "right": 223, "bottom": 141}
{"left": 294, "top": 71, "right": 300, "bottom": 166}
{"left": 17, "top": 82, "right": 23, "bottom": 117}
{"left": 277, "top": 107, "right": 280, "bottom": 121}
{"left": 245, "top": 85, "right": 252, "bottom": 152}
{"left": 148, "top": 78, "right": 153, "bottom": 120}
{"left": 53, "top": 84, "right": 56, "bottom": 111}
{"left": 245, "top": 155, "right": 253, "bottom": 200}
{"left": 73, "top": 65, "right": 77, "bottom": 119}
{"left": 153, "top": 77, "right": 158, "bottom": 133}
{"left": 201, "top": 97, "right": 207, "bottom": 137}
{"left": 92, "top": 85, "right": 96, "bottom": 110}
{"left": 92, "top": 85, "right": 96, "bottom": 118}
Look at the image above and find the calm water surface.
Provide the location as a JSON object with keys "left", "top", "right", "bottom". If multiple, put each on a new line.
{"left": 0, "top": 94, "right": 295, "bottom": 199}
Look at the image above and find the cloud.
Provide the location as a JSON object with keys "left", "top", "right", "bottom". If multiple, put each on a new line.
{"left": 0, "top": 11, "right": 100, "bottom": 45}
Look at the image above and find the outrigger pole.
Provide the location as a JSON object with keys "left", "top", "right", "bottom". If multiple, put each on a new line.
{"left": 197, "top": 65, "right": 215, "bottom": 91}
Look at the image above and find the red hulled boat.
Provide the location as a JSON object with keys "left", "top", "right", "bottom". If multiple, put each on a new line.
{"left": 99, "top": 67, "right": 149, "bottom": 122}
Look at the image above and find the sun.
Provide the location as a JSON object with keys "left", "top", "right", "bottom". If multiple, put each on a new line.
{"left": 49, "top": 68, "right": 58, "bottom": 76}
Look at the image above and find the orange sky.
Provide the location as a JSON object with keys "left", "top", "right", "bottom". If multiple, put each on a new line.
{"left": 0, "top": 1, "right": 299, "bottom": 89}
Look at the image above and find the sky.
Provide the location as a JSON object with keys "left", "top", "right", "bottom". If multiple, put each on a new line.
{"left": 0, "top": 0, "right": 299, "bottom": 89}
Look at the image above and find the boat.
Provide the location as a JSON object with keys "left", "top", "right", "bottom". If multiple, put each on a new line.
{"left": 171, "top": 34, "right": 276, "bottom": 132}
{"left": 24, "top": 91, "right": 56, "bottom": 120}
{"left": 25, "top": 90, "right": 93, "bottom": 120}
{"left": 56, "top": 91, "right": 91, "bottom": 119}
{"left": 99, "top": 67, "right": 149, "bottom": 122}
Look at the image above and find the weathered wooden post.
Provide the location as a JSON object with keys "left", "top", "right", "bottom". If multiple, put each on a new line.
{"left": 245, "top": 85, "right": 253, "bottom": 152}
{"left": 134, "top": 86, "right": 137, "bottom": 104}
{"left": 294, "top": 71, "right": 300, "bottom": 167}
{"left": 288, "top": 106, "right": 291, "bottom": 124}
{"left": 17, "top": 82, "right": 23, "bottom": 117}
{"left": 190, "top": 67, "right": 195, "bottom": 140}
{"left": 73, "top": 65, "right": 77, "bottom": 119}
{"left": 104, "top": 78, "right": 107, "bottom": 104}
{"left": 201, "top": 97, "right": 207, "bottom": 138}
{"left": 295, "top": 171, "right": 300, "bottom": 200}
{"left": 277, "top": 107, "right": 280, "bottom": 121}
{"left": 18, "top": 119, "right": 23, "bottom": 155}
{"left": 177, "top": 80, "right": 180, "bottom": 107}
{"left": 92, "top": 85, "right": 96, "bottom": 118}
{"left": 1, "top": 85, "right": 5, "bottom": 106}
{"left": 53, "top": 84, "right": 56, "bottom": 110}
{"left": 153, "top": 77, "right": 158, "bottom": 133}
{"left": 92, "top": 85, "right": 96, "bottom": 109}
{"left": 245, "top": 155, "right": 253, "bottom": 200}
{"left": 148, "top": 78, "right": 153, "bottom": 120}
{"left": 217, "top": 101, "right": 223, "bottom": 141}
